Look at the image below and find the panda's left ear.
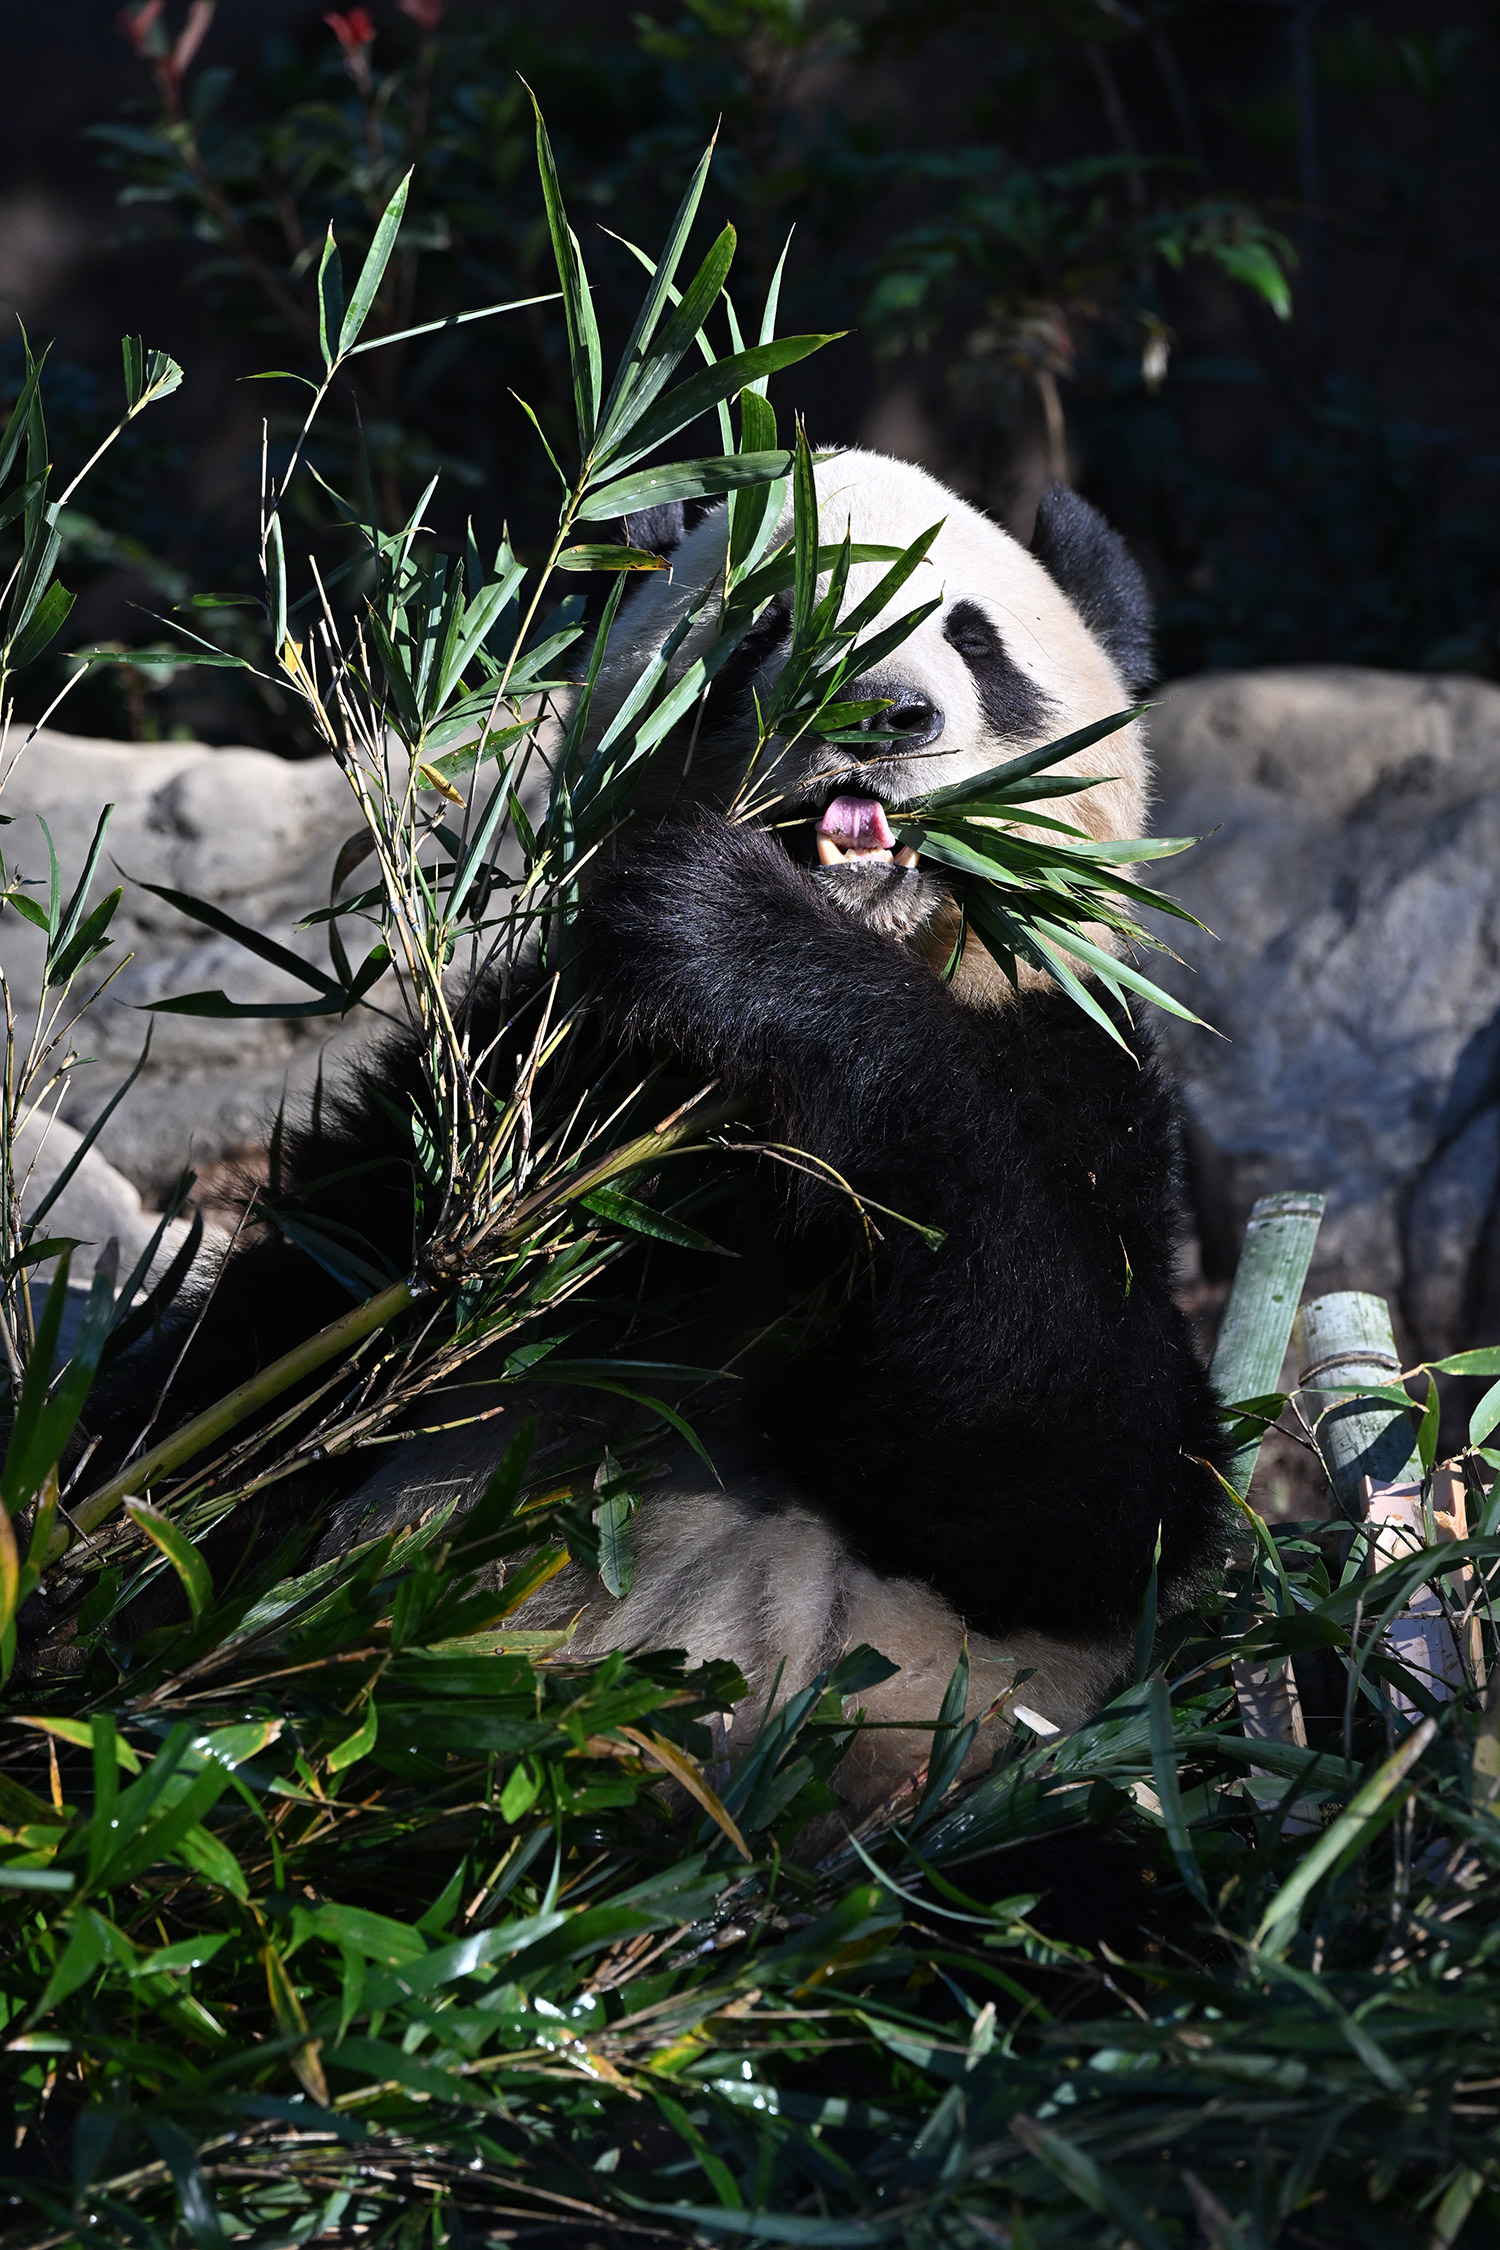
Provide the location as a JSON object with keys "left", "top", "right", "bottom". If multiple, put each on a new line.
{"left": 1029, "top": 484, "right": 1154, "bottom": 694}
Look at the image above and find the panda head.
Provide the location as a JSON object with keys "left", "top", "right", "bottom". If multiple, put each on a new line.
{"left": 592, "top": 449, "right": 1154, "bottom": 960}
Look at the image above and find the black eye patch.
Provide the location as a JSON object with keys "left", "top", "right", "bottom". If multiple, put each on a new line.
{"left": 942, "top": 599, "right": 1055, "bottom": 741}
{"left": 701, "top": 590, "right": 792, "bottom": 733}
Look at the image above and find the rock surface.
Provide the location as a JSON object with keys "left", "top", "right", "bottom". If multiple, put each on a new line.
{"left": 10, "top": 677, "right": 1500, "bottom": 1364}
{"left": 1148, "top": 666, "right": 1500, "bottom": 1357}
{"left": 2, "top": 728, "right": 367, "bottom": 1199}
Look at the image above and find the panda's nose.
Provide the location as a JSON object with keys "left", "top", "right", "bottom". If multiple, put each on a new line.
{"left": 862, "top": 693, "right": 944, "bottom": 749}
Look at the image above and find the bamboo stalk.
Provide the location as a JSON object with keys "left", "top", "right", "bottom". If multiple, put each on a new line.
{"left": 49, "top": 1093, "right": 736, "bottom": 1568}
{"left": 1209, "top": 1190, "right": 1325, "bottom": 1499}
{"left": 49, "top": 1278, "right": 418, "bottom": 1565}
{"left": 1211, "top": 1191, "right": 1324, "bottom": 1800}
{"left": 1292, "top": 1291, "right": 1422, "bottom": 1519}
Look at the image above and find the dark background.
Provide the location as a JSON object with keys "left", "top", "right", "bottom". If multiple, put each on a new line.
{"left": 1, "top": 0, "right": 1494, "bottom": 749}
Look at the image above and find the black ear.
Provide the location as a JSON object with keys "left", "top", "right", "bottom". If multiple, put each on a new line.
{"left": 1029, "top": 484, "right": 1154, "bottom": 694}
{"left": 619, "top": 502, "right": 686, "bottom": 560}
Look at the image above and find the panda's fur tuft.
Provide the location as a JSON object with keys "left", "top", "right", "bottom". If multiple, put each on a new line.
{"left": 85, "top": 450, "right": 1227, "bottom": 1842}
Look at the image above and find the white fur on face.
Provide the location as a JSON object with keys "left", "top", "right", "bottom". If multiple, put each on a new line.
{"left": 589, "top": 448, "right": 1151, "bottom": 849}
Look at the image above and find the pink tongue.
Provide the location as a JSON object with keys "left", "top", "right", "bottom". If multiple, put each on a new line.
{"left": 817, "top": 793, "right": 895, "bottom": 849}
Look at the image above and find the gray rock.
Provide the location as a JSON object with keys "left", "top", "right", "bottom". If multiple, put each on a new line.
{"left": 1, "top": 728, "right": 370, "bottom": 1199}
{"left": 1148, "top": 667, "right": 1500, "bottom": 1356}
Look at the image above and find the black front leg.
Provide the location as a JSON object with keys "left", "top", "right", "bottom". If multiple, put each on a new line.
{"left": 582, "top": 818, "right": 991, "bottom": 1157}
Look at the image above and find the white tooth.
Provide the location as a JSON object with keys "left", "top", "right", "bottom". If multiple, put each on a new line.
{"left": 894, "top": 844, "right": 919, "bottom": 869}
{"left": 817, "top": 834, "right": 847, "bottom": 866}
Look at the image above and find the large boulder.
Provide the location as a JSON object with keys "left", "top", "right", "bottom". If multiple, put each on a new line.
{"left": 1148, "top": 667, "right": 1500, "bottom": 1357}
{"left": 2, "top": 729, "right": 364, "bottom": 1200}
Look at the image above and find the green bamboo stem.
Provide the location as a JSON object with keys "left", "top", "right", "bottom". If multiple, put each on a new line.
{"left": 1209, "top": 1190, "right": 1325, "bottom": 1499}
{"left": 1292, "top": 1289, "right": 1422, "bottom": 1519}
{"left": 49, "top": 1279, "right": 418, "bottom": 1566}
{"left": 48, "top": 1093, "right": 736, "bottom": 1569}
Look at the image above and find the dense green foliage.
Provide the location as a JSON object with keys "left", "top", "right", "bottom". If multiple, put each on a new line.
{"left": 4, "top": 53, "right": 1500, "bottom": 2250}
{"left": 16, "top": 0, "right": 1492, "bottom": 744}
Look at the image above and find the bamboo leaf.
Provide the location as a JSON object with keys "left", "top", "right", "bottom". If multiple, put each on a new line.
{"left": 339, "top": 170, "right": 411, "bottom": 357}
{"left": 124, "top": 1500, "right": 213, "bottom": 1625}
{"left": 135, "top": 882, "right": 343, "bottom": 995}
{"left": 578, "top": 452, "right": 793, "bottom": 522}
{"left": 593, "top": 334, "right": 834, "bottom": 480}
{"left": 1254, "top": 1716, "right": 1437, "bottom": 1956}
{"left": 316, "top": 226, "right": 344, "bottom": 371}
{"left": 528, "top": 92, "right": 600, "bottom": 451}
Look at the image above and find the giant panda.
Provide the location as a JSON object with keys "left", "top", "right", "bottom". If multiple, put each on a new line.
{"left": 89, "top": 450, "right": 1230, "bottom": 1829}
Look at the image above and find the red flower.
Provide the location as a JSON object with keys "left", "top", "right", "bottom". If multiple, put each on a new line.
{"left": 399, "top": 0, "right": 444, "bottom": 24}
{"left": 118, "top": 1, "right": 166, "bottom": 56}
{"left": 325, "top": 7, "right": 376, "bottom": 52}
{"left": 118, "top": 0, "right": 214, "bottom": 110}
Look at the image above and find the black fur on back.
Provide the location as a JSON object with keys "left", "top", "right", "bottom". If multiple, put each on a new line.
{"left": 1030, "top": 484, "right": 1155, "bottom": 695}
{"left": 90, "top": 821, "right": 1228, "bottom": 1648}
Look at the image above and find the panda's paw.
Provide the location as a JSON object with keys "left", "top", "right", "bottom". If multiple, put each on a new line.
{"left": 581, "top": 816, "right": 827, "bottom": 1051}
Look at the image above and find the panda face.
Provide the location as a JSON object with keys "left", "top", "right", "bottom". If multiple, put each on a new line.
{"left": 587, "top": 449, "right": 1153, "bottom": 952}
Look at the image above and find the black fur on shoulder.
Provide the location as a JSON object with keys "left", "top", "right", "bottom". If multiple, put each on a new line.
{"left": 1030, "top": 484, "right": 1155, "bottom": 696}
{"left": 582, "top": 818, "right": 1229, "bottom": 1639}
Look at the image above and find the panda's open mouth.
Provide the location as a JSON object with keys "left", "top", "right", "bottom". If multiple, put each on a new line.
{"left": 815, "top": 794, "right": 920, "bottom": 869}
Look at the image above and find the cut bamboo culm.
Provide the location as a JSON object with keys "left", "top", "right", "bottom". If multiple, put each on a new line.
{"left": 1210, "top": 1192, "right": 1324, "bottom": 1793}
{"left": 1292, "top": 1290, "right": 1423, "bottom": 1519}
{"left": 1209, "top": 1190, "right": 1326, "bottom": 1499}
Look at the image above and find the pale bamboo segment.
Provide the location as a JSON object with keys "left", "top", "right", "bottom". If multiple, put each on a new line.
{"left": 1209, "top": 1190, "right": 1325, "bottom": 1500}
{"left": 1212, "top": 1192, "right": 1325, "bottom": 1805}
{"left": 1292, "top": 1290, "right": 1423, "bottom": 1519}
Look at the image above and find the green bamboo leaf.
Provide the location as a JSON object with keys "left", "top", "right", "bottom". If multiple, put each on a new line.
{"left": 594, "top": 335, "right": 833, "bottom": 481}
{"left": 553, "top": 545, "right": 668, "bottom": 573}
{"left": 1254, "top": 1716, "right": 1437, "bottom": 1957}
{"left": 141, "top": 989, "right": 346, "bottom": 1021}
{"left": 579, "top": 1185, "right": 730, "bottom": 1254}
{"left": 124, "top": 1499, "right": 213, "bottom": 1624}
{"left": 727, "top": 387, "right": 782, "bottom": 578}
{"left": 339, "top": 169, "right": 411, "bottom": 357}
{"left": 577, "top": 451, "right": 793, "bottom": 522}
{"left": 7, "top": 579, "right": 73, "bottom": 671}
{"left": 328, "top": 1699, "right": 379, "bottom": 1772}
{"left": 1471, "top": 1376, "right": 1500, "bottom": 1449}
{"left": 527, "top": 92, "right": 600, "bottom": 451}
{"left": 0, "top": 344, "right": 46, "bottom": 489}
{"left": 1033, "top": 915, "right": 1210, "bottom": 1030}
{"left": 344, "top": 292, "right": 560, "bottom": 360}
{"left": 791, "top": 424, "right": 818, "bottom": 644}
{"left": 912, "top": 706, "right": 1149, "bottom": 810}
{"left": 596, "top": 133, "right": 717, "bottom": 441}
{"left": 1009, "top": 2114, "right": 1170, "bottom": 2250}
{"left": 1417, "top": 1371, "right": 1441, "bottom": 1474}
{"left": 316, "top": 226, "right": 344, "bottom": 371}
{"left": 594, "top": 208, "right": 733, "bottom": 460}
{"left": 135, "top": 882, "right": 343, "bottom": 995}
{"left": 1147, "top": 1674, "right": 1209, "bottom": 1909}
{"left": 1427, "top": 1348, "right": 1500, "bottom": 1376}
{"left": 68, "top": 646, "right": 253, "bottom": 671}
{"left": 46, "top": 887, "right": 120, "bottom": 989}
